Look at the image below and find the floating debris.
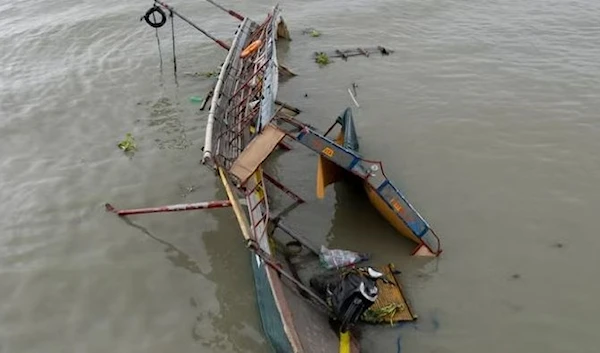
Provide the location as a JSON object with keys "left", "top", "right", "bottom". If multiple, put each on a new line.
{"left": 302, "top": 27, "right": 321, "bottom": 37}
{"left": 117, "top": 133, "right": 136, "bottom": 152}
{"left": 348, "top": 85, "right": 360, "bottom": 108}
{"left": 319, "top": 245, "right": 368, "bottom": 270}
{"left": 315, "top": 52, "right": 330, "bottom": 66}
{"left": 362, "top": 303, "right": 404, "bottom": 325}
{"left": 314, "top": 46, "right": 394, "bottom": 62}
{"left": 189, "top": 96, "right": 204, "bottom": 104}
{"left": 188, "top": 70, "right": 219, "bottom": 78}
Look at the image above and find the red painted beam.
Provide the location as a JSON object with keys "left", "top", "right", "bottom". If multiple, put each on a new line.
{"left": 105, "top": 200, "right": 231, "bottom": 216}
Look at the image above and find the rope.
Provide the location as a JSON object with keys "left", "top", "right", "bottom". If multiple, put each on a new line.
{"left": 153, "top": 12, "right": 164, "bottom": 75}
{"left": 170, "top": 10, "right": 178, "bottom": 78}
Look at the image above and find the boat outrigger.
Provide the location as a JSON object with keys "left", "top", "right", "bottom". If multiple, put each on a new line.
{"left": 275, "top": 108, "right": 442, "bottom": 257}
{"left": 107, "top": 1, "right": 443, "bottom": 352}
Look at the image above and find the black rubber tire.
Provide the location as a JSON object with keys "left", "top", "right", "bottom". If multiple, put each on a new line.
{"left": 144, "top": 6, "right": 167, "bottom": 28}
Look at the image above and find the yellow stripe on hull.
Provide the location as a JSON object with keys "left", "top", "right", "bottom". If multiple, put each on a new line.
{"left": 364, "top": 183, "right": 421, "bottom": 245}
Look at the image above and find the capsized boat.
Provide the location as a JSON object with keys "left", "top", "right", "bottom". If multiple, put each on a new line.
{"left": 118, "top": 2, "right": 428, "bottom": 352}
{"left": 199, "top": 4, "right": 368, "bottom": 352}
{"left": 275, "top": 108, "right": 442, "bottom": 257}
{"left": 200, "top": 4, "right": 420, "bottom": 351}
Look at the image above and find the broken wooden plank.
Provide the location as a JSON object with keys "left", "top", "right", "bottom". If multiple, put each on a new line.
{"left": 229, "top": 124, "right": 286, "bottom": 185}
{"left": 335, "top": 49, "right": 348, "bottom": 61}
{"left": 313, "top": 46, "right": 394, "bottom": 61}
{"left": 363, "top": 264, "right": 417, "bottom": 324}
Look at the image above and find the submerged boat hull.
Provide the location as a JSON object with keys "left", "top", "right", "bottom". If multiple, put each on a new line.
{"left": 283, "top": 108, "right": 441, "bottom": 255}
{"left": 203, "top": 5, "right": 361, "bottom": 352}
{"left": 364, "top": 183, "right": 422, "bottom": 244}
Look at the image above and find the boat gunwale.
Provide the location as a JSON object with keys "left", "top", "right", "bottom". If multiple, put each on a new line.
{"left": 202, "top": 17, "right": 251, "bottom": 164}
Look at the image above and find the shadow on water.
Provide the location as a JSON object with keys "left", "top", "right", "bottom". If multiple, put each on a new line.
{"left": 196, "top": 181, "right": 267, "bottom": 351}
{"left": 112, "top": 179, "right": 266, "bottom": 352}
{"left": 114, "top": 216, "right": 202, "bottom": 274}
{"left": 327, "top": 174, "right": 412, "bottom": 252}
{"left": 327, "top": 173, "right": 442, "bottom": 277}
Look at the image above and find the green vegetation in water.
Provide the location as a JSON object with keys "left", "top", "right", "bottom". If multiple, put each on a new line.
{"left": 361, "top": 303, "right": 404, "bottom": 325}
{"left": 190, "top": 70, "right": 219, "bottom": 78}
{"left": 202, "top": 70, "right": 219, "bottom": 78}
{"left": 118, "top": 133, "right": 136, "bottom": 152}
{"left": 302, "top": 27, "right": 322, "bottom": 37}
{"left": 315, "top": 52, "right": 330, "bottom": 66}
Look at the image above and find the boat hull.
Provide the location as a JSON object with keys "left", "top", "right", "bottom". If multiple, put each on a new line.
{"left": 364, "top": 183, "right": 422, "bottom": 244}
{"left": 285, "top": 108, "right": 441, "bottom": 255}
{"left": 250, "top": 251, "right": 295, "bottom": 353}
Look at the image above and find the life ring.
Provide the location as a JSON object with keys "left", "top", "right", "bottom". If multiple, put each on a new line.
{"left": 143, "top": 6, "right": 167, "bottom": 28}
{"left": 240, "top": 40, "right": 262, "bottom": 58}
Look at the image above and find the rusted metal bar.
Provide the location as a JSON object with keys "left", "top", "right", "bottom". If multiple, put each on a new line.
{"left": 203, "top": 0, "right": 245, "bottom": 21}
{"left": 228, "top": 60, "right": 269, "bottom": 104}
{"left": 226, "top": 83, "right": 262, "bottom": 116}
{"left": 154, "top": 0, "right": 230, "bottom": 50}
{"left": 105, "top": 200, "right": 231, "bottom": 216}
{"left": 246, "top": 13, "right": 271, "bottom": 43}
{"left": 263, "top": 172, "right": 305, "bottom": 203}
{"left": 227, "top": 106, "right": 260, "bottom": 143}
{"left": 253, "top": 212, "right": 268, "bottom": 228}
{"left": 277, "top": 139, "right": 293, "bottom": 150}
{"left": 250, "top": 196, "right": 265, "bottom": 212}
{"left": 274, "top": 100, "right": 301, "bottom": 115}
{"left": 271, "top": 219, "right": 320, "bottom": 255}
{"left": 246, "top": 180, "right": 263, "bottom": 196}
{"left": 214, "top": 104, "right": 259, "bottom": 142}
{"left": 269, "top": 201, "right": 302, "bottom": 221}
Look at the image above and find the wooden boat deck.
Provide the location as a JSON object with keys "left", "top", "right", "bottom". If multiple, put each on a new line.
{"left": 230, "top": 124, "right": 286, "bottom": 186}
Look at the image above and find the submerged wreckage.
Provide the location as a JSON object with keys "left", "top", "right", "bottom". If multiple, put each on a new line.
{"left": 107, "top": 1, "right": 443, "bottom": 352}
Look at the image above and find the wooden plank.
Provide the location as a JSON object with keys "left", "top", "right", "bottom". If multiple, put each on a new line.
{"left": 218, "top": 167, "right": 253, "bottom": 243}
{"left": 314, "top": 46, "right": 394, "bottom": 59}
{"left": 363, "top": 264, "right": 417, "bottom": 324}
{"left": 230, "top": 124, "right": 286, "bottom": 185}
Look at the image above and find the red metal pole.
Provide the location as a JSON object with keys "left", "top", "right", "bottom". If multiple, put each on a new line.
{"left": 263, "top": 172, "right": 305, "bottom": 203}
{"left": 154, "top": 0, "right": 231, "bottom": 50}
{"left": 105, "top": 200, "right": 231, "bottom": 216}
{"left": 204, "top": 0, "right": 245, "bottom": 21}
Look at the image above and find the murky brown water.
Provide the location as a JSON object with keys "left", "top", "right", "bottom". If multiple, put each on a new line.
{"left": 2, "top": 0, "right": 599, "bottom": 352}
